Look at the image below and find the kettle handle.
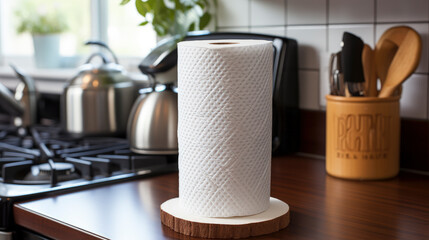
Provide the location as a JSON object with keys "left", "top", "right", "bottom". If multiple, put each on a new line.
{"left": 85, "top": 41, "right": 119, "bottom": 64}
{"left": 85, "top": 52, "right": 109, "bottom": 64}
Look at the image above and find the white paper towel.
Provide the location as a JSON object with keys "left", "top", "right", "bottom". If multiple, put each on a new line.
{"left": 178, "top": 39, "right": 273, "bottom": 217}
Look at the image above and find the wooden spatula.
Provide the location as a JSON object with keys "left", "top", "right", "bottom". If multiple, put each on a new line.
{"left": 362, "top": 44, "right": 377, "bottom": 97}
{"left": 378, "top": 27, "right": 422, "bottom": 98}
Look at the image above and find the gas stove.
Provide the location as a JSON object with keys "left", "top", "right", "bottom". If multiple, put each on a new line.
{"left": 0, "top": 124, "right": 177, "bottom": 232}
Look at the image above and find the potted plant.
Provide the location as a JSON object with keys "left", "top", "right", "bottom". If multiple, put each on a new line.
{"left": 120, "top": 0, "right": 214, "bottom": 38}
{"left": 15, "top": 4, "right": 68, "bottom": 68}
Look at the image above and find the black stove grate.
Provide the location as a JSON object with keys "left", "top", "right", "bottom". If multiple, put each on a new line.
{"left": 0, "top": 125, "right": 175, "bottom": 187}
{"left": 0, "top": 124, "right": 178, "bottom": 232}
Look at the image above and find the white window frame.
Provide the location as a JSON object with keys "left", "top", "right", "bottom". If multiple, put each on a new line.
{"left": 0, "top": 0, "right": 146, "bottom": 77}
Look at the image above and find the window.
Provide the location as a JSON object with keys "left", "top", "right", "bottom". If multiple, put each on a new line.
{"left": 0, "top": 0, "right": 157, "bottom": 73}
{"left": 107, "top": 0, "right": 156, "bottom": 58}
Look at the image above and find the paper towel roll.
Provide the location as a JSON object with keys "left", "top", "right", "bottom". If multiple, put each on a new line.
{"left": 178, "top": 39, "right": 273, "bottom": 217}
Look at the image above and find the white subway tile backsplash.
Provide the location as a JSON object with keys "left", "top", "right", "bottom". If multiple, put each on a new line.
{"left": 375, "top": 23, "right": 429, "bottom": 74}
{"left": 250, "top": 27, "right": 286, "bottom": 36}
{"left": 287, "top": 0, "right": 327, "bottom": 25}
{"left": 287, "top": 26, "right": 327, "bottom": 69}
{"left": 377, "top": 0, "right": 429, "bottom": 23}
{"left": 329, "top": 0, "right": 374, "bottom": 24}
{"left": 250, "top": 0, "right": 286, "bottom": 26}
{"left": 328, "top": 24, "right": 374, "bottom": 53}
{"left": 400, "top": 74, "right": 428, "bottom": 119}
{"left": 217, "top": 0, "right": 249, "bottom": 27}
{"left": 299, "top": 70, "right": 320, "bottom": 110}
{"left": 215, "top": 0, "right": 429, "bottom": 119}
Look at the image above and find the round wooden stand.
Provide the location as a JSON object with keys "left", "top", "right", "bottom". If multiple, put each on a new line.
{"left": 160, "top": 197, "right": 290, "bottom": 239}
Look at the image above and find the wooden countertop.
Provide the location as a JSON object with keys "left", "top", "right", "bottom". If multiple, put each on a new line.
{"left": 14, "top": 155, "right": 429, "bottom": 240}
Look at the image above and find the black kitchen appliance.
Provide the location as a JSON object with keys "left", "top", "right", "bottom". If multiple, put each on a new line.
{"left": 139, "top": 31, "right": 299, "bottom": 155}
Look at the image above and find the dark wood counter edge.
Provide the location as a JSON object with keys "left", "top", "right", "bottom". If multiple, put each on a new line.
{"left": 160, "top": 207, "right": 290, "bottom": 239}
{"left": 13, "top": 204, "right": 108, "bottom": 240}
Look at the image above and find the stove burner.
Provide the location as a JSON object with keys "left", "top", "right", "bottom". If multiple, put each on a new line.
{"left": 21, "top": 161, "right": 80, "bottom": 185}
{"left": 0, "top": 125, "right": 176, "bottom": 187}
{"left": 17, "top": 127, "right": 27, "bottom": 137}
{"left": 0, "top": 124, "right": 178, "bottom": 234}
{"left": 39, "top": 162, "right": 75, "bottom": 175}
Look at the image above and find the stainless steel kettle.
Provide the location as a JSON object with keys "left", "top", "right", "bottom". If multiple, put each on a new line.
{"left": 0, "top": 65, "right": 37, "bottom": 127}
{"left": 127, "top": 84, "right": 178, "bottom": 154}
{"left": 62, "top": 41, "right": 136, "bottom": 136}
{"left": 127, "top": 36, "right": 180, "bottom": 154}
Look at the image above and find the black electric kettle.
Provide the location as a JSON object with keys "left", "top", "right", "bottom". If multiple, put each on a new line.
{"left": 128, "top": 31, "right": 299, "bottom": 155}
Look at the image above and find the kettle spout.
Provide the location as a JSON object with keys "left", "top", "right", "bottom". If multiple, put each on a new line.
{"left": 0, "top": 82, "right": 24, "bottom": 116}
{"left": 9, "top": 64, "right": 36, "bottom": 92}
{"left": 0, "top": 64, "right": 37, "bottom": 126}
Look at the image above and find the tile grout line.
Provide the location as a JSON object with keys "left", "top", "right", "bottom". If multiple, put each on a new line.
{"left": 326, "top": 0, "right": 330, "bottom": 52}
{"left": 284, "top": 0, "right": 288, "bottom": 36}
{"left": 374, "top": 0, "right": 377, "bottom": 45}
{"left": 217, "top": 21, "right": 429, "bottom": 30}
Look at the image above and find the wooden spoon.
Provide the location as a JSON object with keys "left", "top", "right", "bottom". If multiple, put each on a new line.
{"left": 378, "top": 27, "right": 422, "bottom": 98}
{"left": 375, "top": 27, "right": 402, "bottom": 96}
{"left": 362, "top": 44, "right": 377, "bottom": 97}
{"left": 375, "top": 39, "right": 398, "bottom": 89}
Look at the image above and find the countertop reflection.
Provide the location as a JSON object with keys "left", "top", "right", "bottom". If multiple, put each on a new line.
{"left": 14, "top": 154, "right": 429, "bottom": 240}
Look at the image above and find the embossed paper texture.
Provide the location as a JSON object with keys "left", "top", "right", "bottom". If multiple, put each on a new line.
{"left": 177, "top": 40, "right": 273, "bottom": 217}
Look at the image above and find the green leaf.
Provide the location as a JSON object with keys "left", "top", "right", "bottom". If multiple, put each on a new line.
{"left": 121, "top": 0, "right": 214, "bottom": 37}
{"left": 144, "top": 1, "right": 154, "bottom": 12}
{"left": 15, "top": 5, "right": 68, "bottom": 35}
{"left": 139, "top": 21, "right": 149, "bottom": 26}
{"left": 147, "top": 0, "right": 156, "bottom": 7}
{"left": 199, "top": 12, "right": 211, "bottom": 29}
{"left": 120, "top": 0, "right": 131, "bottom": 5}
{"left": 185, "top": 8, "right": 200, "bottom": 30}
{"left": 188, "top": 22, "right": 195, "bottom": 31}
{"left": 174, "top": 0, "right": 185, "bottom": 11}
{"left": 135, "top": 0, "right": 148, "bottom": 16}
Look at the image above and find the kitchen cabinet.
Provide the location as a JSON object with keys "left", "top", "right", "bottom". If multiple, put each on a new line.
{"left": 14, "top": 155, "right": 429, "bottom": 239}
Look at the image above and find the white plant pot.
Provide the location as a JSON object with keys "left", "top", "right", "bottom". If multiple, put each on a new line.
{"left": 32, "top": 34, "right": 60, "bottom": 68}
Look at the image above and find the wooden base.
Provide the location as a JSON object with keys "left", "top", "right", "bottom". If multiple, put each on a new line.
{"left": 160, "top": 197, "right": 290, "bottom": 239}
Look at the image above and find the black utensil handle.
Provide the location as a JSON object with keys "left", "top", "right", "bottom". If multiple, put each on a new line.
{"left": 341, "top": 32, "right": 365, "bottom": 96}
